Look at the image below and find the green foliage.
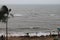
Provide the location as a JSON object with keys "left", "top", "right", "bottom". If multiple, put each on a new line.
{"left": 0, "top": 5, "right": 10, "bottom": 23}
{"left": 57, "top": 28, "right": 60, "bottom": 31}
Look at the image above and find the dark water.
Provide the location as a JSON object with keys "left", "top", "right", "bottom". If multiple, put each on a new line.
{"left": 0, "top": 4, "right": 60, "bottom": 35}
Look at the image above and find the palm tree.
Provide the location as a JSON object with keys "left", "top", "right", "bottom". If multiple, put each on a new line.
{"left": 0, "top": 5, "right": 12, "bottom": 40}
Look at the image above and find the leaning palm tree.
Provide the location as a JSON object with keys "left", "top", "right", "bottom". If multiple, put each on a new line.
{"left": 0, "top": 5, "right": 12, "bottom": 40}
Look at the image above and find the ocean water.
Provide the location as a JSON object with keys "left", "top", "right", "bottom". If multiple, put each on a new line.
{"left": 0, "top": 4, "right": 60, "bottom": 36}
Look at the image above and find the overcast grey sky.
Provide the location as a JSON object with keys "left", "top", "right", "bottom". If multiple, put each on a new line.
{"left": 0, "top": 0, "right": 60, "bottom": 4}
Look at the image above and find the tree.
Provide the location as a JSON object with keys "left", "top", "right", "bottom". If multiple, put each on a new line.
{"left": 0, "top": 5, "right": 11, "bottom": 40}
{"left": 0, "top": 5, "right": 11, "bottom": 23}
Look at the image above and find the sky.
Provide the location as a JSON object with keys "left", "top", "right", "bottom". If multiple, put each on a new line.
{"left": 0, "top": 0, "right": 60, "bottom": 4}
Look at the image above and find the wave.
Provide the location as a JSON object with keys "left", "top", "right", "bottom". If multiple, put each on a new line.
{"left": 0, "top": 32, "right": 58, "bottom": 36}
{"left": 14, "top": 14, "right": 23, "bottom": 17}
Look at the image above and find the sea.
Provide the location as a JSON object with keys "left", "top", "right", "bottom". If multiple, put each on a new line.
{"left": 0, "top": 4, "right": 60, "bottom": 36}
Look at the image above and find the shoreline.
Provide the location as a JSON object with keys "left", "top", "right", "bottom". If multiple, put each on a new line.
{"left": 0, "top": 32, "right": 58, "bottom": 37}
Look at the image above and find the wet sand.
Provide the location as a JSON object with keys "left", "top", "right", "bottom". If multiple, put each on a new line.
{"left": 7, "top": 36, "right": 54, "bottom": 40}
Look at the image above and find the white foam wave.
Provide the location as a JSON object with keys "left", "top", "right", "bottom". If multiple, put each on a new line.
{"left": 14, "top": 14, "right": 23, "bottom": 17}
{"left": 50, "top": 14, "right": 56, "bottom": 16}
{"left": 0, "top": 32, "right": 58, "bottom": 36}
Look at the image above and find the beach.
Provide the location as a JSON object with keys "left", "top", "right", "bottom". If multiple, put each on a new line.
{"left": 0, "top": 4, "right": 60, "bottom": 40}
{"left": 7, "top": 36, "right": 54, "bottom": 40}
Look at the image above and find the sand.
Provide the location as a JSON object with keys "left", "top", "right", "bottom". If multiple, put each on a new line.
{"left": 6, "top": 36, "right": 54, "bottom": 40}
